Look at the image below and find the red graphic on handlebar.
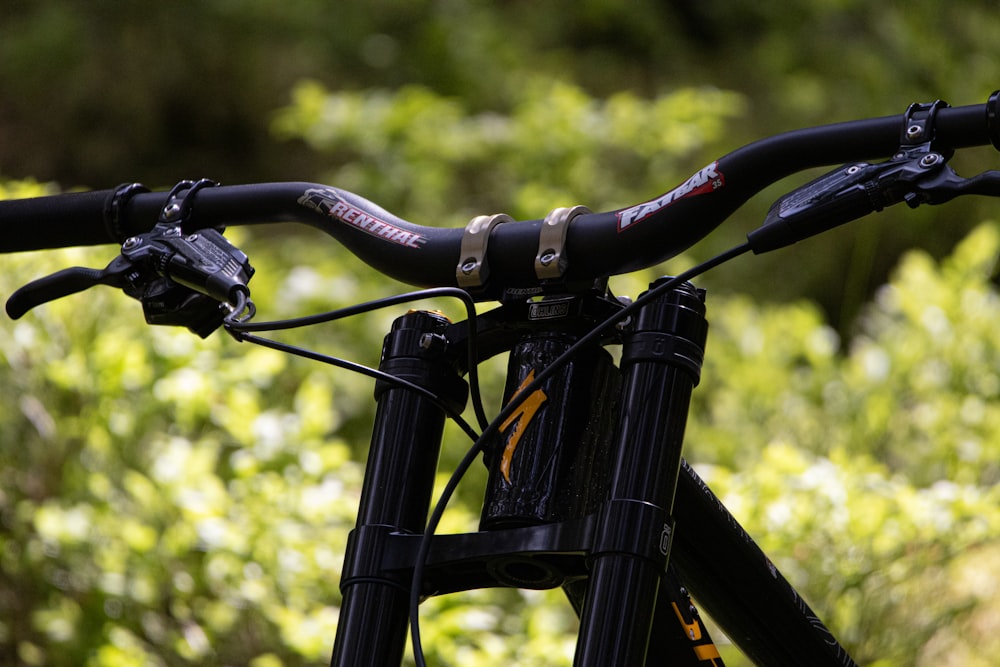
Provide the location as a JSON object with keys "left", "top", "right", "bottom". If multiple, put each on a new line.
{"left": 616, "top": 162, "right": 725, "bottom": 232}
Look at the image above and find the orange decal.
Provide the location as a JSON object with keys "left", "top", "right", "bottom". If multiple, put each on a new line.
{"left": 498, "top": 370, "right": 548, "bottom": 483}
{"left": 694, "top": 644, "right": 722, "bottom": 662}
{"left": 671, "top": 602, "right": 702, "bottom": 641}
{"left": 672, "top": 602, "right": 723, "bottom": 664}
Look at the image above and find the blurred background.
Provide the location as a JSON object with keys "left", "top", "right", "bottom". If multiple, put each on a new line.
{"left": 2, "top": 1, "right": 1000, "bottom": 665}
{"left": 3, "top": 0, "right": 1000, "bottom": 328}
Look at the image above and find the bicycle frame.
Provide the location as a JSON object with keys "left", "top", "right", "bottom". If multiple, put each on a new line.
{"left": 9, "top": 90, "right": 1000, "bottom": 666}
{"left": 332, "top": 279, "right": 857, "bottom": 666}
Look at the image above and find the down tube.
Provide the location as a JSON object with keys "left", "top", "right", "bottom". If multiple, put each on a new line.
{"left": 670, "top": 460, "right": 858, "bottom": 666}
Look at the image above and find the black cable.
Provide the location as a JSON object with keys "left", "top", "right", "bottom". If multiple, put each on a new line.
{"left": 407, "top": 242, "right": 752, "bottom": 666}
{"left": 223, "top": 291, "right": 256, "bottom": 328}
{"left": 227, "top": 287, "right": 490, "bottom": 432}
{"left": 234, "top": 330, "right": 481, "bottom": 443}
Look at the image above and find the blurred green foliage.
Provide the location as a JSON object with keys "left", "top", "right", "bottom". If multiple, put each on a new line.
{"left": 4, "top": 1, "right": 1000, "bottom": 665}
{"left": 690, "top": 223, "right": 1000, "bottom": 664}
{"left": 3, "top": 192, "right": 1000, "bottom": 666}
{"left": 4, "top": 0, "right": 1000, "bottom": 327}
{"left": 272, "top": 79, "right": 743, "bottom": 224}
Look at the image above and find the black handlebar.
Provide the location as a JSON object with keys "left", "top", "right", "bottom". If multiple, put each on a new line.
{"left": 2, "top": 94, "right": 999, "bottom": 301}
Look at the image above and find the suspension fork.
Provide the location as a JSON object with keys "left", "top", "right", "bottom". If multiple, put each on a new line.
{"left": 575, "top": 279, "right": 708, "bottom": 667}
{"left": 331, "top": 310, "right": 467, "bottom": 667}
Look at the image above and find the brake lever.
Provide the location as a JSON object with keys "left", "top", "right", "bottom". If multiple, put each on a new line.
{"left": 907, "top": 167, "right": 1000, "bottom": 204}
{"left": 6, "top": 254, "right": 135, "bottom": 320}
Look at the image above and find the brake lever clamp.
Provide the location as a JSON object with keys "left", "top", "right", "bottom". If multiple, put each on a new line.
{"left": 897, "top": 99, "right": 952, "bottom": 159}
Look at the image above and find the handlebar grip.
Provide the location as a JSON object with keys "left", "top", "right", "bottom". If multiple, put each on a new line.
{"left": 0, "top": 188, "right": 118, "bottom": 252}
{"left": 935, "top": 97, "right": 1000, "bottom": 149}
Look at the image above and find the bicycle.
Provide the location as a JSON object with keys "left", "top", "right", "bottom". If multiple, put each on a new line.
{"left": 3, "top": 91, "right": 1000, "bottom": 666}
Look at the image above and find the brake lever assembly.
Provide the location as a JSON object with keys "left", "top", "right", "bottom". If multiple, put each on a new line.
{"left": 6, "top": 179, "right": 255, "bottom": 338}
{"left": 749, "top": 100, "right": 1000, "bottom": 253}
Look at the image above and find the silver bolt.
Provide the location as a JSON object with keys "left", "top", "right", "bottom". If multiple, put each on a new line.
{"left": 847, "top": 165, "right": 862, "bottom": 175}
{"left": 539, "top": 250, "right": 556, "bottom": 266}
{"left": 163, "top": 203, "right": 182, "bottom": 219}
{"left": 907, "top": 124, "right": 923, "bottom": 139}
{"left": 419, "top": 333, "right": 446, "bottom": 351}
{"left": 461, "top": 259, "right": 478, "bottom": 275}
{"left": 920, "top": 153, "right": 940, "bottom": 167}
{"left": 122, "top": 236, "right": 141, "bottom": 251}
{"left": 187, "top": 233, "right": 200, "bottom": 242}
{"left": 616, "top": 297, "right": 633, "bottom": 331}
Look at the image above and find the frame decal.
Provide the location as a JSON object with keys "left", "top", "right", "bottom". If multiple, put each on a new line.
{"left": 498, "top": 369, "right": 548, "bottom": 483}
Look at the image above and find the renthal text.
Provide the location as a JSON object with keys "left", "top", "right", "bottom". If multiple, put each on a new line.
{"left": 298, "top": 188, "right": 425, "bottom": 248}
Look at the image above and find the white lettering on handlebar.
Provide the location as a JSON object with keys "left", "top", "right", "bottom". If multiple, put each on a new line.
{"left": 298, "top": 188, "right": 426, "bottom": 249}
{"left": 616, "top": 162, "right": 725, "bottom": 232}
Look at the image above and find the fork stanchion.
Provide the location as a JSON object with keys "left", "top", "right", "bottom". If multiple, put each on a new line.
{"left": 574, "top": 279, "right": 707, "bottom": 667}
{"left": 331, "top": 310, "right": 467, "bottom": 667}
